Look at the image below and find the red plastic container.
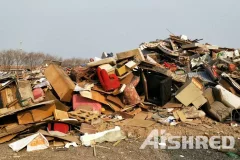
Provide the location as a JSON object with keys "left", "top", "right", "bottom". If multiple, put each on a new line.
{"left": 33, "top": 88, "right": 44, "bottom": 99}
{"left": 48, "top": 123, "right": 70, "bottom": 134}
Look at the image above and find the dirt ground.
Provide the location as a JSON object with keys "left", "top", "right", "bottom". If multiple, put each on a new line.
{"left": 114, "top": 117, "right": 240, "bottom": 140}
{"left": 1, "top": 117, "right": 239, "bottom": 160}
{"left": 0, "top": 140, "right": 234, "bottom": 160}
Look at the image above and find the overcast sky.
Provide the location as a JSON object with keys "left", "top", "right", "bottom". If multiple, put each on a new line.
{"left": 0, "top": 0, "right": 239, "bottom": 58}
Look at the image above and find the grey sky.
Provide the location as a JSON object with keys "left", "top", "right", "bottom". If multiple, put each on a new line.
{"left": 0, "top": 0, "right": 239, "bottom": 58}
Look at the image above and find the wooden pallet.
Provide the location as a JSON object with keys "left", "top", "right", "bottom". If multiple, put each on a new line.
{"left": 68, "top": 109, "right": 100, "bottom": 123}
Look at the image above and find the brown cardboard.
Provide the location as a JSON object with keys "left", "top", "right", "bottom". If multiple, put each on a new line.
{"left": 175, "top": 80, "right": 203, "bottom": 106}
{"left": 98, "top": 64, "right": 114, "bottom": 73}
{"left": 128, "top": 108, "right": 142, "bottom": 115}
{"left": 17, "top": 103, "right": 56, "bottom": 124}
{"left": 116, "top": 65, "right": 129, "bottom": 76}
{"left": 87, "top": 57, "right": 116, "bottom": 67}
{"left": 45, "top": 64, "right": 75, "bottom": 102}
{"left": 133, "top": 111, "right": 148, "bottom": 120}
{"left": 106, "top": 95, "right": 125, "bottom": 108}
{"left": 38, "top": 129, "right": 81, "bottom": 144}
{"left": 0, "top": 124, "right": 32, "bottom": 138}
{"left": 173, "top": 111, "right": 180, "bottom": 120}
{"left": 146, "top": 112, "right": 153, "bottom": 120}
{"left": 192, "top": 95, "right": 207, "bottom": 109}
{"left": 80, "top": 123, "right": 97, "bottom": 134}
{"left": 0, "top": 134, "right": 17, "bottom": 144}
{"left": 125, "top": 61, "right": 137, "bottom": 69}
{"left": 120, "top": 72, "right": 134, "bottom": 85}
{"left": 116, "top": 48, "right": 145, "bottom": 61}
{"left": 53, "top": 141, "right": 65, "bottom": 147}
{"left": 125, "top": 119, "right": 155, "bottom": 128}
{"left": 44, "top": 90, "right": 70, "bottom": 111}
{"left": 0, "top": 100, "right": 54, "bottom": 119}
{"left": 54, "top": 109, "right": 69, "bottom": 120}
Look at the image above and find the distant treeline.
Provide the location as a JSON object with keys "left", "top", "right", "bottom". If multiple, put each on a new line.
{"left": 0, "top": 49, "right": 89, "bottom": 70}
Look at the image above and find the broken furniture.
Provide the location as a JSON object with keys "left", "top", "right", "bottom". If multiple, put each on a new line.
{"left": 203, "top": 87, "right": 233, "bottom": 122}
{"left": 0, "top": 79, "right": 22, "bottom": 114}
{"left": 97, "top": 67, "right": 120, "bottom": 91}
{"left": 144, "top": 71, "right": 172, "bottom": 106}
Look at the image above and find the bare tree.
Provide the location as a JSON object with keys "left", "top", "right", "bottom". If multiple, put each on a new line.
{"left": 12, "top": 50, "right": 27, "bottom": 69}
{"left": 0, "top": 50, "right": 15, "bottom": 71}
{"left": 0, "top": 49, "right": 88, "bottom": 70}
{"left": 62, "top": 58, "right": 88, "bottom": 67}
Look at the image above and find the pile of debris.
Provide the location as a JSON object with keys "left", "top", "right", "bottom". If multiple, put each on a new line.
{"left": 1, "top": 34, "right": 240, "bottom": 152}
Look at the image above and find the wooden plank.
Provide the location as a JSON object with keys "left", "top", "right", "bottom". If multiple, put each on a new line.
{"left": 173, "top": 111, "right": 179, "bottom": 120}
{"left": 92, "top": 85, "right": 113, "bottom": 95}
{"left": 181, "top": 43, "right": 204, "bottom": 49}
{"left": 0, "top": 134, "right": 17, "bottom": 144}
{"left": 163, "top": 103, "right": 183, "bottom": 108}
{"left": 176, "top": 111, "right": 187, "bottom": 122}
{"left": 120, "top": 72, "right": 134, "bottom": 85}
{"left": 87, "top": 57, "right": 116, "bottom": 67}
{"left": 116, "top": 48, "right": 144, "bottom": 61}
{"left": 106, "top": 95, "right": 125, "bottom": 108}
{"left": 107, "top": 101, "right": 121, "bottom": 112}
{"left": 169, "top": 40, "right": 177, "bottom": 51}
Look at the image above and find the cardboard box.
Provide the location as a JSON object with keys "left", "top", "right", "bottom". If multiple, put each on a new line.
{"left": 45, "top": 64, "right": 75, "bottom": 102}
{"left": 175, "top": 79, "right": 203, "bottom": 107}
